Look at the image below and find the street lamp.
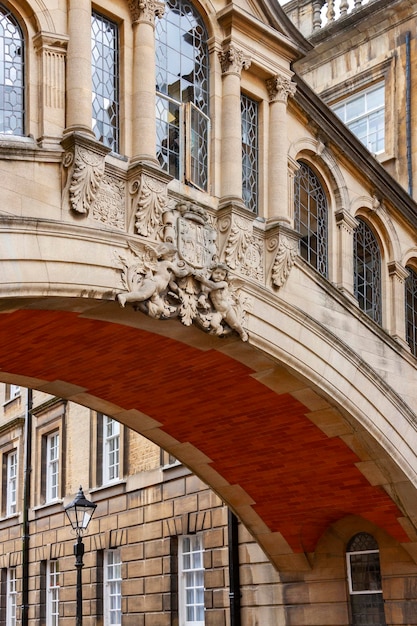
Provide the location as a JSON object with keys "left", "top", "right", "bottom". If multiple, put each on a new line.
{"left": 64, "top": 486, "right": 97, "bottom": 626}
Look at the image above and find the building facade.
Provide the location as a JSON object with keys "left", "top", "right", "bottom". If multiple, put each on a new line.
{"left": 0, "top": 0, "right": 417, "bottom": 624}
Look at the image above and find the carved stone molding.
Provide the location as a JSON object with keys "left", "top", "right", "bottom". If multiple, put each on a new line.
{"left": 388, "top": 261, "right": 409, "bottom": 284}
{"left": 33, "top": 32, "right": 69, "bottom": 110}
{"left": 266, "top": 74, "right": 297, "bottom": 104}
{"left": 128, "top": 0, "right": 165, "bottom": 24}
{"left": 335, "top": 209, "right": 359, "bottom": 235}
{"left": 92, "top": 172, "right": 126, "bottom": 230}
{"left": 218, "top": 44, "right": 251, "bottom": 76}
{"left": 225, "top": 215, "right": 264, "bottom": 281}
{"left": 62, "top": 133, "right": 110, "bottom": 215}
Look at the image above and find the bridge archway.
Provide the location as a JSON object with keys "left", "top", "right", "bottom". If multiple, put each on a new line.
{"left": 1, "top": 295, "right": 416, "bottom": 573}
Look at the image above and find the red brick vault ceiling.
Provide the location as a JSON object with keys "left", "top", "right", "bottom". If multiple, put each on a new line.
{"left": 0, "top": 309, "right": 408, "bottom": 553}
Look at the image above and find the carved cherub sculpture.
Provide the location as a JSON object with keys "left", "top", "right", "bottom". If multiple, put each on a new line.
{"left": 117, "top": 242, "right": 191, "bottom": 318}
{"left": 195, "top": 263, "right": 248, "bottom": 341}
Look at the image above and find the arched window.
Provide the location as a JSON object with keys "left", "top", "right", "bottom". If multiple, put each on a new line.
{"left": 294, "top": 161, "right": 328, "bottom": 277}
{"left": 155, "top": 0, "right": 209, "bottom": 191}
{"left": 405, "top": 265, "right": 417, "bottom": 357}
{"left": 346, "top": 533, "right": 387, "bottom": 626}
{"left": 91, "top": 11, "right": 119, "bottom": 152}
{"left": 0, "top": 4, "right": 24, "bottom": 135}
{"left": 354, "top": 218, "right": 382, "bottom": 324}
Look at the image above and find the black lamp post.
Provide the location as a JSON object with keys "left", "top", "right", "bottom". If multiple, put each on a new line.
{"left": 64, "top": 486, "right": 97, "bottom": 626}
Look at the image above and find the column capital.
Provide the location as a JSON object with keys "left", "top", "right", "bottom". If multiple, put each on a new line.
{"left": 128, "top": 0, "right": 165, "bottom": 25}
{"left": 266, "top": 74, "right": 297, "bottom": 103}
{"left": 218, "top": 44, "right": 251, "bottom": 76}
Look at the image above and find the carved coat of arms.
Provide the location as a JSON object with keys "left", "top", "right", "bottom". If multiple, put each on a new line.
{"left": 114, "top": 202, "right": 250, "bottom": 341}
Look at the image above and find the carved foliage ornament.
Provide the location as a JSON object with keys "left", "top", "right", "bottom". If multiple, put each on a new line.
{"left": 63, "top": 145, "right": 106, "bottom": 215}
{"left": 128, "top": 0, "right": 165, "bottom": 23}
{"left": 132, "top": 173, "right": 169, "bottom": 238}
{"left": 115, "top": 202, "right": 250, "bottom": 341}
{"left": 266, "top": 74, "right": 297, "bottom": 104}
{"left": 218, "top": 44, "right": 251, "bottom": 76}
{"left": 272, "top": 235, "right": 298, "bottom": 288}
{"left": 225, "top": 216, "right": 264, "bottom": 281}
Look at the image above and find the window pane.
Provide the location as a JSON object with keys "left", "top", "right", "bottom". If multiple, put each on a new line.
{"left": 354, "top": 218, "right": 382, "bottom": 323}
{"left": 405, "top": 266, "right": 417, "bottom": 356}
{"left": 241, "top": 94, "right": 258, "bottom": 214}
{"left": 91, "top": 12, "right": 119, "bottom": 152}
{"left": 155, "top": 0, "right": 209, "bottom": 188}
{"left": 294, "top": 161, "right": 328, "bottom": 277}
{"left": 180, "top": 534, "right": 204, "bottom": 625}
{"left": 347, "top": 534, "right": 386, "bottom": 626}
{"left": 0, "top": 4, "right": 24, "bottom": 135}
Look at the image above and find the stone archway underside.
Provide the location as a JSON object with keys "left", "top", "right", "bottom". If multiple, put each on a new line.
{"left": 0, "top": 299, "right": 411, "bottom": 571}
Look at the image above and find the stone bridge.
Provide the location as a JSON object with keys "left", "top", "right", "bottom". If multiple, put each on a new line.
{"left": 0, "top": 0, "right": 417, "bottom": 580}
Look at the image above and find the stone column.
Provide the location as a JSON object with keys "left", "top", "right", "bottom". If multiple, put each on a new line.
{"left": 335, "top": 210, "right": 358, "bottom": 299}
{"left": 388, "top": 261, "right": 410, "bottom": 347}
{"left": 65, "top": 0, "right": 95, "bottom": 136}
{"left": 129, "top": 0, "right": 165, "bottom": 164}
{"left": 218, "top": 44, "right": 251, "bottom": 204}
{"left": 266, "top": 74, "right": 296, "bottom": 225}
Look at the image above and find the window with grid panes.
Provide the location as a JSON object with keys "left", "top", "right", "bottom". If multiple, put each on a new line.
{"left": 104, "top": 549, "right": 122, "bottom": 626}
{"left": 405, "top": 266, "right": 417, "bottom": 357}
{"left": 103, "top": 416, "right": 120, "bottom": 484}
{"left": 241, "top": 93, "right": 259, "bottom": 213}
{"left": 91, "top": 12, "right": 119, "bottom": 152}
{"left": 347, "top": 533, "right": 387, "bottom": 626}
{"left": 0, "top": 5, "right": 24, "bottom": 135}
{"left": 155, "top": 0, "right": 209, "bottom": 191}
{"left": 46, "top": 432, "right": 59, "bottom": 502}
{"left": 332, "top": 83, "right": 385, "bottom": 154}
{"left": 354, "top": 218, "right": 382, "bottom": 324}
{"left": 6, "top": 450, "right": 17, "bottom": 516}
{"left": 179, "top": 534, "right": 204, "bottom": 625}
{"left": 294, "top": 161, "right": 328, "bottom": 277}
{"left": 6, "top": 568, "right": 17, "bottom": 626}
{"left": 5, "top": 384, "right": 20, "bottom": 402}
{"left": 46, "top": 560, "right": 59, "bottom": 626}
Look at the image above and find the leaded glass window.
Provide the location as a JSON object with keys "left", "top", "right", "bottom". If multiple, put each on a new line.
{"left": 347, "top": 533, "right": 386, "bottom": 626}
{"left": 294, "top": 161, "right": 328, "bottom": 277}
{"left": 0, "top": 5, "right": 24, "bottom": 135}
{"left": 354, "top": 218, "right": 382, "bottom": 324}
{"left": 241, "top": 93, "right": 258, "bottom": 214}
{"left": 91, "top": 12, "right": 119, "bottom": 152}
{"left": 155, "top": 0, "right": 209, "bottom": 191}
{"left": 405, "top": 266, "right": 417, "bottom": 357}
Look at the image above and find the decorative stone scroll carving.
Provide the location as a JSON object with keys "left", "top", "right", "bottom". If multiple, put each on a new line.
{"left": 218, "top": 44, "right": 251, "bottom": 76}
{"left": 225, "top": 216, "right": 264, "bottom": 281}
{"left": 115, "top": 202, "right": 250, "bottom": 341}
{"left": 62, "top": 133, "right": 110, "bottom": 215}
{"left": 272, "top": 235, "right": 298, "bottom": 288}
{"left": 128, "top": 0, "right": 165, "bottom": 24}
{"left": 266, "top": 74, "right": 297, "bottom": 104}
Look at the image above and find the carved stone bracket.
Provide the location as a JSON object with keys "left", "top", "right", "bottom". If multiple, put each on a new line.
{"left": 223, "top": 213, "right": 264, "bottom": 282}
{"left": 271, "top": 234, "right": 298, "bottom": 288}
{"left": 61, "top": 133, "right": 110, "bottom": 215}
{"left": 218, "top": 44, "right": 251, "bottom": 76}
{"left": 128, "top": 162, "right": 172, "bottom": 237}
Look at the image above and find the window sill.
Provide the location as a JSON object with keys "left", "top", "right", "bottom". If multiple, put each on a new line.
{"left": 90, "top": 480, "right": 127, "bottom": 501}
{"left": 33, "top": 499, "right": 64, "bottom": 518}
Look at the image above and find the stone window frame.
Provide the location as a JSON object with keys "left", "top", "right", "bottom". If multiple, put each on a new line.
{"left": 294, "top": 159, "right": 329, "bottom": 278}
{"left": 321, "top": 57, "right": 395, "bottom": 164}
{"left": 353, "top": 216, "right": 382, "bottom": 325}
{"left": 91, "top": 9, "right": 120, "bottom": 153}
{"left": 155, "top": 0, "right": 210, "bottom": 192}
{"left": 33, "top": 400, "right": 66, "bottom": 507}
{"left": 241, "top": 91, "right": 259, "bottom": 214}
{"left": 91, "top": 412, "right": 125, "bottom": 489}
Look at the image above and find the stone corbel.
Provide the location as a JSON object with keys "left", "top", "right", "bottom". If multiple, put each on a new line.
{"left": 128, "top": 161, "right": 172, "bottom": 237}
{"left": 221, "top": 208, "right": 264, "bottom": 281}
{"left": 264, "top": 225, "right": 301, "bottom": 289}
{"left": 61, "top": 133, "right": 111, "bottom": 215}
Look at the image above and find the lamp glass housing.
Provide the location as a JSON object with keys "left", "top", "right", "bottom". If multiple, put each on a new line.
{"left": 65, "top": 486, "right": 97, "bottom": 535}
